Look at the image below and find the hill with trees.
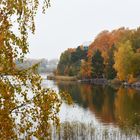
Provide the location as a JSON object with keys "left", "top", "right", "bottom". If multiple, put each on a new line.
{"left": 57, "top": 27, "right": 140, "bottom": 83}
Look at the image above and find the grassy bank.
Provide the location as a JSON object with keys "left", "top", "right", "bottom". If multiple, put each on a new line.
{"left": 47, "top": 75, "right": 77, "bottom": 81}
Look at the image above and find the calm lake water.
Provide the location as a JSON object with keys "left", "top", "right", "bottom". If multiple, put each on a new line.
{"left": 42, "top": 77, "right": 140, "bottom": 139}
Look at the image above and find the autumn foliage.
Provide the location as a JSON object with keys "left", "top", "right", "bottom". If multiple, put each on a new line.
{"left": 57, "top": 27, "right": 140, "bottom": 82}
{"left": 0, "top": 1, "right": 67, "bottom": 139}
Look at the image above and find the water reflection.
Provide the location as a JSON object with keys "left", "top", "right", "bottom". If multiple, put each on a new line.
{"left": 56, "top": 81, "right": 140, "bottom": 130}
{"left": 115, "top": 88, "right": 140, "bottom": 128}
{"left": 1, "top": 78, "right": 140, "bottom": 139}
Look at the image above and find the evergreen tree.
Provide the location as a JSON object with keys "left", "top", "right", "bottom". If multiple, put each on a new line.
{"left": 91, "top": 50, "right": 104, "bottom": 78}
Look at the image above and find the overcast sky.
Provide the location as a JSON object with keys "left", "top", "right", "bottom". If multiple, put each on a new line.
{"left": 27, "top": 0, "right": 140, "bottom": 60}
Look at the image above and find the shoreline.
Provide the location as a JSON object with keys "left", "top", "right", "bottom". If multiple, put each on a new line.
{"left": 47, "top": 75, "right": 77, "bottom": 81}
{"left": 47, "top": 75, "right": 140, "bottom": 90}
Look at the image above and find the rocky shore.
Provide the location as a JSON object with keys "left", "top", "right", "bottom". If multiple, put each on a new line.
{"left": 123, "top": 81, "right": 140, "bottom": 89}
{"left": 78, "top": 78, "right": 108, "bottom": 85}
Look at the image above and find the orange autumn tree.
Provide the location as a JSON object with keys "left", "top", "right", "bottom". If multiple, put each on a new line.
{"left": 80, "top": 59, "right": 92, "bottom": 79}
{"left": 87, "top": 27, "right": 132, "bottom": 79}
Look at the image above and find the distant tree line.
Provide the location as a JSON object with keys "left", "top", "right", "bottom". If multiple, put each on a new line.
{"left": 57, "top": 27, "right": 140, "bottom": 83}
{"left": 16, "top": 58, "right": 58, "bottom": 73}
